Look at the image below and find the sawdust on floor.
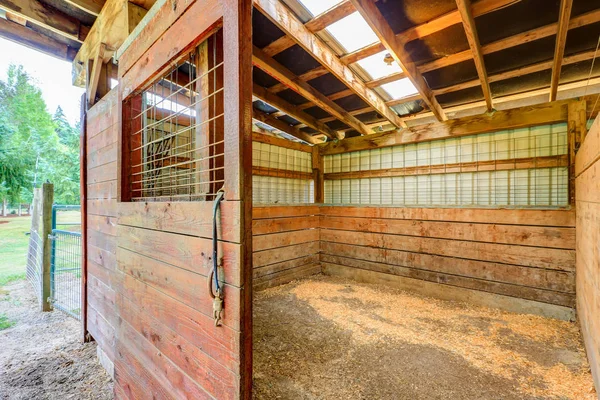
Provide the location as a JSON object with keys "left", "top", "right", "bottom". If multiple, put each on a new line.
{"left": 253, "top": 274, "right": 594, "bottom": 400}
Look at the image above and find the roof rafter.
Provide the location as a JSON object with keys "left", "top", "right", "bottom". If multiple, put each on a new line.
{"left": 253, "top": 83, "right": 340, "bottom": 140}
{"left": 253, "top": 0, "right": 407, "bottom": 130}
{"left": 339, "top": 0, "right": 518, "bottom": 65}
{"left": 350, "top": 0, "right": 447, "bottom": 121}
{"left": 549, "top": 0, "right": 573, "bottom": 101}
{"left": 64, "top": 0, "right": 106, "bottom": 16}
{"left": 262, "top": 0, "right": 355, "bottom": 57}
{"left": 253, "top": 45, "right": 376, "bottom": 136}
{"left": 0, "top": 17, "right": 78, "bottom": 61}
{"left": 253, "top": 109, "right": 319, "bottom": 144}
{"left": 456, "top": 0, "right": 493, "bottom": 111}
{"left": 0, "top": 0, "right": 90, "bottom": 43}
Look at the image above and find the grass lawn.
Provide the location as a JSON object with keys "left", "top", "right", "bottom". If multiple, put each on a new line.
{"left": 0, "top": 211, "right": 80, "bottom": 286}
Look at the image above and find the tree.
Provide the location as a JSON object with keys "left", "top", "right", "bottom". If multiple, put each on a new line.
{"left": 0, "top": 64, "right": 80, "bottom": 207}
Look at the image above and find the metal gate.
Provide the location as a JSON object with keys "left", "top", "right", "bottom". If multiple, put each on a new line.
{"left": 49, "top": 205, "right": 82, "bottom": 319}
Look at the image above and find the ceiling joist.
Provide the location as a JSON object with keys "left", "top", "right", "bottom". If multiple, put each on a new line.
{"left": 253, "top": 109, "right": 320, "bottom": 144}
{"left": 350, "top": 0, "right": 447, "bottom": 121}
{"left": 253, "top": 83, "right": 340, "bottom": 140}
{"left": 64, "top": 0, "right": 106, "bottom": 16}
{"left": 262, "top": 0, "right": 355, "bottom": 57}
{"left": 253, "top": 0, "right": 407, "bottom": 130}
{"left": 549, "top": 0, "right": 573, "bottom": 102}
{"left": 456, "top": 0, "right": 493, "bottom": 111}
{"left": 0, "top": 0, "right": 90, "bottom": 43}
{"left": 253, "top": 45, "right": 373, "bottom": 136}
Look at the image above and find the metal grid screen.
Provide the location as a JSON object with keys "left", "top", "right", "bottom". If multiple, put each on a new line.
{"left": 324, "top": 124, "right": 569, "bottom": 207}
{"left": 26, "top": 229, "right": 43, "bottom": 304}
{"left": 50, "top": 230, "right": 82, "bottom": 319}
{"left": 124, "top": 31, "right": 224, "bottom": 202}
{"left": 252, "top": 141, "right": 314, "bottom": 204}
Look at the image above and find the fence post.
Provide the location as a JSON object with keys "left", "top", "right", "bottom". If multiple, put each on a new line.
{"left": 41, "top": 183, "right": 54, "bottom": 312}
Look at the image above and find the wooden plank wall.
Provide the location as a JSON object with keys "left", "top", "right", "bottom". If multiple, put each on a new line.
{"left": 252, "top": 206, "right": 321, "bottom": 290}
{"left": 86, "top": 87, "right": 119, "bottom": 372}
{"left": 575, "top": 115, "right": 600, "bottom": 391}
{"left": 320, "top": 206, "right": 576, "bottom": 320}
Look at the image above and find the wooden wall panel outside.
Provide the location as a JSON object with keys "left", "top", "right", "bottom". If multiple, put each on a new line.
{"left": 575, "top": 115, "right": 600, "bottom": 393}
{"left": 252, "top": 206, "right": 321, "bottom": 291}
{"left": 85, "top": 87, "right": 120, "bottom": 372}
{"left": 319, "top": 205, "right": 576, "bottom": 318}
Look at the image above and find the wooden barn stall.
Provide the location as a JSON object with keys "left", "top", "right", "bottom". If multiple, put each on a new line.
{"left": 3, "top": 0, "right": 600, "bottom": 398}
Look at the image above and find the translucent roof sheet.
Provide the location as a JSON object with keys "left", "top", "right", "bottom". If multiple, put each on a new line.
{"left": 356, "top": 50, "right": 402, "bottom": 80}
{"left": 381, "top": 78, "right": 418, "bottom": 100}
{"left": 325, "top": 12, "right": 379, "bottom": 53}
{"left": 297, "top": 0, "right": 343, "bottom": 17}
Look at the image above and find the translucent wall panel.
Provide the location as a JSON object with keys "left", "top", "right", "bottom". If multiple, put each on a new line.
{"left": 323, "top": 124, "right": 569, "bottom": 207}
{"left": 252, "top": 141, "right": 314, "bottom": 204}
{"left": 253, "top": 176, "right": 314, "bottom": 204}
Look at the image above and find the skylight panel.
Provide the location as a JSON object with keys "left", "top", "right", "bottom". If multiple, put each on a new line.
{"left": 326, "top": 12, "right": 379, "bottom": 53}
{"left": 297, "top": 0, "right": 343, "bottom": 17}
{"left": 356, "top": 50, "right": 402, "bottom": 80}
{"left": 381, "top": 78, "right": 418, "bottom": 100}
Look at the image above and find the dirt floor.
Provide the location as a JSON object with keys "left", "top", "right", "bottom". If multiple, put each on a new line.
{"left": 0, "top": 280, "right": 112, "bottom": 400}
{"left": 253, "top": 275, "right": 596, "bottom": 400}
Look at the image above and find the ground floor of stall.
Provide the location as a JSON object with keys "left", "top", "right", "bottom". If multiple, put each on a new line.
{"left": 253, "top": 274, "right": 593, "bottom": 400}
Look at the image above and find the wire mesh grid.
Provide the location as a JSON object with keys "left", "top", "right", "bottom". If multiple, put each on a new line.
{"left": 125, "top": 33, "right": 224, "bottom": 202}
{"left": 50, "top": 230, "right": 82, "bottom": 319}
{"left": 25, "top": 229, "right": 43, "bottom": 304}
{"left": 323, "top": 124, "right": 570, "bottom": 207}
{"left": 252, "top": 141, "right": 315, "bottom": 204}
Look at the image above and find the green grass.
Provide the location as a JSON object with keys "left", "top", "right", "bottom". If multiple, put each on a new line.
{"left": 0, "top": 313, "right": 15, "bottom": 330}
{"left": 0, "top": 211, "right": 80, "bottom": 285}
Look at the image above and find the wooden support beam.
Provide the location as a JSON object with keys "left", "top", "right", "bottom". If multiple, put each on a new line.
{"left": 567, "top": 99, "right": 587, "bottom": 203}
{"left": 319, "top": 100, "right": 570, "bottom": 155}
{"left": 262, "top": 0, "right": 355, "bottom": 57}
{"left": 357, "top": 8, "right": 600, "bottom": 95}
{"left": 253, "top": 109, "right": 319, "bottom": 144}
{"left": 456, "top": 0, "right": 493, "bottom": 111}
{"left": 350, "top": 0, "right": 446, "bottom": 121}
{"left": 252, "top": 131, "right": 314, "bottom": 152}
{"left": 339, "top": 0, "right": 517, "bottom": 66}
{"left": 0, "top": 0, "right": 89, "bottom": 43}
{"left": 312, "top": 146, "right": 324, "bottom": 203}
{"left": 550, "top": 0, "right": 573, "bottom": 102}
{"left": 253, "top": 46, "right": 373, "bottom": 135}
{"left": 253, "top": 83, "right": 341, "bottom": 139}
{"left": 0, "top": 17, "right": 77, "bottom": 61}
{"left": 86, "top": 43, "right": 106, "bottom": 107}
{"left": 254, "top": 0, "right": 406, "bottom": 129}
{"left": 64, "top": 0, "right": 106, "bottom": 16}
{"left": 252, "top": 166, "right": 314, "bottom": 180}
{"left": 325, "top": 154, "right": 569, "bottom": 179}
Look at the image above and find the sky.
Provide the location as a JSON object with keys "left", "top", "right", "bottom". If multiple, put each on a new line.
{"left": 0, "top": 38, "right": 85, "bottom": 125}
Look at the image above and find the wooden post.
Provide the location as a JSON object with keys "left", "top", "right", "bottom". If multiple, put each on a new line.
{"left": 18, "top": 204, "right": 22, "bottom": 216}
{"left": 41, "top": 182, "right": 54, "bottom": 312}
{"left": 568, "top": 99, "right": 587, "bottom": 204}
{"left": 79, "top": 93, "right": 90, "bottom": 341}
{"left": 312, "top": 146, "right": 324, "bottom": 203}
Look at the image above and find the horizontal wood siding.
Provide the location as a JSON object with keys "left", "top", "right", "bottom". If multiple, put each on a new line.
{"left": 575, "top": 115, "right": 600, "bottom": 392}
{"left": 320, "top": 205, "right": 576, "bottom": 316}
{"left": 86, "top": 87, "right": 119, "bottom": 367}
{"left": 252, "top": 206, "right": 321, "bottom": 290}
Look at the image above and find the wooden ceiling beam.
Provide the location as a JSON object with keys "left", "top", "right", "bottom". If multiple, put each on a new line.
{"left": 350, "top": 0, "right": 446, "bottom": 121}
{"left": 253, "top": 109, "right": 319, "bottom": 144}
{"left": 0, "top": 17, "right": 77, "bottom": 61}
{"left": 254, "top": 0, "right": 406, "bottom": 130}
{"left": 339, "top": 0, "right": 518, "bottom": 66}
{"left": 456, "top": 0, "right": 493, "bottom": 111}
{"left": 253, "top": 45, "right": 375, "bottom": 135}
{"left": 355, "top": 8, "right": 600, "bottom": 93}
{"left": 63, "top": 0, "right": 106, "bottom": 16}
{"left": 0, "top": 0, "right": 90, "bottom": 43}
{"left": 549, "top": 0, "right": 573, "bottom": 101}
{"left": 253, "top": 83, "right": 341, "bottom": 139}
{"left": 262, "top": 0, "right": 355, "bottom": 57}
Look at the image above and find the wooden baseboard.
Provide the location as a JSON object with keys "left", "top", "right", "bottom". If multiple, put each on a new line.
{"left": 322, "top": 263, "right": 576, "bottom": 321}
{"left": 96, "top": 344, "right": 114, "bottom": 379}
